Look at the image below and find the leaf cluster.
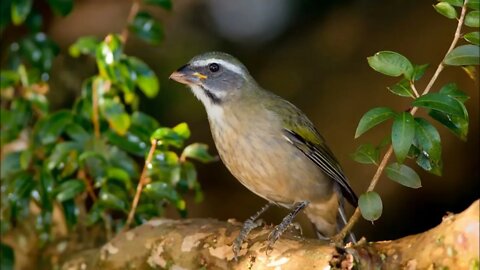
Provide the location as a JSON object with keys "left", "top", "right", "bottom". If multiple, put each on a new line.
{"left": 354, "top": 0, "right": 478, "bottom": 222}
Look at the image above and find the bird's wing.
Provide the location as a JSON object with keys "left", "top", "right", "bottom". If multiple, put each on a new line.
{"left": 283, "top": 128, "right": 358, "bottom": 207}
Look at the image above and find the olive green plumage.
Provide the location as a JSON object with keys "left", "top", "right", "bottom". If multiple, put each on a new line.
{"left": 170, "top": 52, "right": 357, "bottom": 241}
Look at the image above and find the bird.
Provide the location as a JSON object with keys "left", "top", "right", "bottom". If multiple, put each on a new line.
{"left": 169, "top": 52, "right": 357, "bottom": 256}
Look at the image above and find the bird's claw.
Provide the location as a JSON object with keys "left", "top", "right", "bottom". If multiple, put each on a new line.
{"left": 233, "top": 219, "right": 263, "bottom": 260}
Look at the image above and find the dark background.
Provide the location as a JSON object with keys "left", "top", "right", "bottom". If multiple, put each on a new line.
{"left": 25, "top": 0, "right": 480, "bottom": 240}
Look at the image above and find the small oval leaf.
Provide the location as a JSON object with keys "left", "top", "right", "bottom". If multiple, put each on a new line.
{"left": 413, "top": 92, "right": 466, "bottom": 117}
{"left": 391, "top": 112, "right": 415, "bottom": 163}
{"left": 465, "top": 11, "right": 480, "bottom": 27}
{"left": 355, "top": 107, "right": 396, "bottom": 138}
{"left": 444, "top": 44, "right": 480, "bottom": 66}
{"left": 385, "top": 163, "right": 422, "bottom": 188}
{"left": 464, "top": 32, "right": 480, "bottom": 45}
{"left": 359, "top": 191, "right": 383, "bottom": 222}
{"left": 350, "top": 144, "right": 380, "bottom": 165}
{"left": 182, "top": 143, "right": 217, "bottom": 163}
{"left": 367, "top": 51, "right": 414, "bottom": 79}
{"left": 434, "top": 2, "right": 457, "bottom": 19}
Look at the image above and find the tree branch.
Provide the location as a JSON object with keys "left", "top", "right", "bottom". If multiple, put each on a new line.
{"left": 60, "top": 200, "right": 479, "bottom": 270}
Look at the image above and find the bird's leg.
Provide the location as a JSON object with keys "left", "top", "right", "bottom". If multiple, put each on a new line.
{"left": 233, "top": 202, "right": 273, "bottom": 259}
{"left": 267, "top": 201, "right": 309, "bottom": 250}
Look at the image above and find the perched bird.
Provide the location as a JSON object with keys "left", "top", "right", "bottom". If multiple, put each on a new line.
{"left": 170, "top": 52, "right": 357, "bottom": 255}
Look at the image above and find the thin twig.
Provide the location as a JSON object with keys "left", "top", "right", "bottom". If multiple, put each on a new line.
{"left": 121, "top": 0, "right": 142, "bottom": 43}
{"left": 124, "top": 139, "right": 158, "bottom": 229}
{"left": 77, "top": 169, "right": 97, "bottom": 201}
{"left": 334, "top": 1, "right": 470, "bottom": 242}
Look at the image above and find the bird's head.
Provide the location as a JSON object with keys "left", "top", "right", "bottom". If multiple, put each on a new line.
{"left": 170, "top": 52, "right": 256, "bottom": 107}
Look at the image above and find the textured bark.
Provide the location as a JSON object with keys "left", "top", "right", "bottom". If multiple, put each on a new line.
{"left": 61, "top": 200, "right": 479, "bottom": 270}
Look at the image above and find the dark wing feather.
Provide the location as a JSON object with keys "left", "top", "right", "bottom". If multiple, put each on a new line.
{"left": 283, "top": 128, "right": 358, "bottom": 207}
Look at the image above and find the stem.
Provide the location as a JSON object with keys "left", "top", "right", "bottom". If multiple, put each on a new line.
{"left": 77, "top": 169, "right": 97, "bottom": 201}
{"left": 121, "top": 0, "right": 141, "bottom": 43}
{"left": 124, "top": 139, "right": 157, "bottom": 229}
{"left": 334, "top": 1, "right": 469, "bottom": 242}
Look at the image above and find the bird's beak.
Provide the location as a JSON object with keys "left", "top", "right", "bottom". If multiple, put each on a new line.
{"left": 169, "top": 64, "right": 207, "bottom": 85}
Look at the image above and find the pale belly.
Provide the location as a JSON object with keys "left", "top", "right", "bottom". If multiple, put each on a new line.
{"left": 211, "top": 120, "right": 334, "bottom": 207}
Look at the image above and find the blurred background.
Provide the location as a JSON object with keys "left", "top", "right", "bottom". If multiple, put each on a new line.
{"left": 8, "top": 0, "right": 480, "bottom": 241}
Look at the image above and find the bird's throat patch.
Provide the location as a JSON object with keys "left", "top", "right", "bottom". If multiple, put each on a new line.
{"left": 202, "top": 87, "right": 222, "bottom": 105}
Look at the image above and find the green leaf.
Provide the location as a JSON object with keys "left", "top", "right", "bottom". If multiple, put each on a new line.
{"left": 144, "top": 181, "right": 185, "bottom": 212}
{"left": 444, "top": 45, "right": 480, "bottom": 66}
{"left": 367, "top": 51, "right": 414, "bottom": 79}
{"left": 25, "top": 9, "right": 42, "bottom": 32}
{"left": 101, "top": 98, "right": 131, "bottom": 135}
{"left": 106, "top": 131, "right": 148, "bottom": 157}
{"left": 35, "top": 110, "right": 73, "bottom": 144}
{"left": 413, "top": 93, "right": 466, "bottom": 117}
{"left": 438, "top": 0, "right": 463, "bottom": 7}
{"left": 127, "top": 56, "right": 159, "bottom": 97}
{"left": 429, "top": 109, "right": 468, "bottom": 141}
{"left": 149, "top": 151, "right": 181, "bottom": 184}
{"left": 385, "top": 163, "right": 422, "bottom": 188}
{"left": 182, "top": 143, "right": 217, "bottom": 163}
{"left": 18, "top": 33, "right": 60, "bottom": 75}
{"left": 46, "top": 141, "right": 81, "bottom": 170}
{"left": 391, "top": 112, "right": 415, "bottom": 163}
{"left": 39, "top": 169, "right": 55, "bottom": 211}
{"left": 0, "top": 70, "right": 20, "bottom": 89}
{"left": 465, "top": 11, "right": 479, "bottom": 27}
{"left": 355, "top": 107, "right": 396, "bottom": 138}
{"left": 99, "top": 190, "right": 127, "bottom": 211}
{"left": 96, "top": 34, "right": 123, "bottom": 78}
{"left": 0, "top": 243, "right": 14, "bottom": 270}
{"left": 434, "top": 2, "right": 457, "bottom": 19}
{"left": 0, "top": 152, "right": 21, "bottom": 179}
{"left": 412, "top": 64, "right": 429, "bottom": 81}
{"left": 151, "top": 127, "right": 185, "bottom": 148}
{"left": 11, "top": 0, "right": 33, "bottom": 25}
{"left": 143, "top": 0, "right": 172, "bottom": 10}
{"left": 46, "top": 0, "right": 73, "bottom": 16}
{"left": 55, "top": 179, "right": 85, "bottom": 202}
{"left": 464, "top": 32, "right": 480, "bottom": 45}
{"left": 413, "top": 118, "right": 442, "bottom": 175}
{"left": 387, "top": 79, "right": 415, "bottom": 98}
{"left": 129, "top": 11, "right": 163, "bottom": 45}
{"left": 173, "top": 122, "right": 190, "bottom": 140}
{"left": 131, "top": 111, "right": 160, "bottom": 134}
{"left": 358, "top": 191, "right": 383, "bottom": 222}
{"left": 439, "top": 83, "right": 469, "bottom": 102}
{"left": 69, "top": 36, "right": 99, "bottom": 57}
{"left": 61, "top": 199, "right": 78, "bottom": 228}
{"left": 64, "top": 123, "right": 90, "bottom": 144}
{"left": 350, "top": 143, "right": 380, "bottom": 165}
{"left": 467, "top": 0, "right": 479, "bottom": 10}
{"left": 107, "top": 167, "right": 132, "bottom": 191}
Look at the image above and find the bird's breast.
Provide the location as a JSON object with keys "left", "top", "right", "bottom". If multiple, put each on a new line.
{"left": 207, "top": 106, "right": 333, "bottom": 206}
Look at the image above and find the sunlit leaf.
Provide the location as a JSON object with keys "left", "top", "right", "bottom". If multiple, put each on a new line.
{"left": 182, "top": 143, "right": 217, "bottom": 163}
{"left": 69, "top": 36, "right": 99, "bottom": 57}
{"left": 391, "top": 112, "right": 415, "bottom": 163}
{"left": 385, "top": 163, "right": 422, "bottom": 188}
{"left": 434, "top": 2, "right": 457, "bottom": 19}
{"left": 127, "top": 56, "right": 159, "bottom": 97}
{"left": 11, "top": 0, "right": 33, "bottom": 25}
{"left": 100, "top": 98, "right": 131, "bottom": 135}
{"left": 367, "top": 51, "right": 414, "bottom": 79}
{"left": 438, "top": 0, "right": 463, "bottom": 7}
{"left": 467, "top": 0, "right": 479, "bottom": 10}
{"left": 359, "top": 191, "right": 383, "bottom": 222}
{"left": 355, "top": 107, "right": 396, "bottom": 138}
{"left": 151, "top": 127, "right": 185, "bottom": 148}
{"left": 0, "top": 70, "right": 20, "bottom": 89}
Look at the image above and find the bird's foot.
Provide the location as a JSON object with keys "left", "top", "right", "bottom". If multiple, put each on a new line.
{"left": 266, "top": 201, "right": 309, "bottom": 252}
{"left": 233, "top": 203, "right": 272, "bottom": 260}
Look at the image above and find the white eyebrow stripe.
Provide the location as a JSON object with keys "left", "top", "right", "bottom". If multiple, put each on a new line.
{"left": 191, "top": 59, "right": 245, "bottom": 76}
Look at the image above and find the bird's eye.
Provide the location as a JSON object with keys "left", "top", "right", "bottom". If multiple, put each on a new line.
{"left": 208, "top": 63, "right": 220, "bottom": 72}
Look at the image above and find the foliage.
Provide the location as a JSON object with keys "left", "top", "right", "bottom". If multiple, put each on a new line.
{"left": 354, "top": 0, "right": 478, "bottom": 221}
{"left": 1, "top": 0, "right": 215, "bottom": 267}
